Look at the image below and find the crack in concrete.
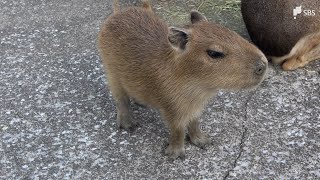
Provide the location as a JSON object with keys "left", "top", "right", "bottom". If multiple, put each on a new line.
{"left": 223, "top": 90, "right": 256, "bottom": 180}
{"left": 223, "top": 125, "right": 248, "bottom": 180}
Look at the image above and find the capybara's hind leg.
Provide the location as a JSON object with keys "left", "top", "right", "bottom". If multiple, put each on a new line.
{"left": 108, "top": 74, "right": 137, "bottom": 130}
{"left": 282, "top": 44, "right": 320, "bottom": 70}
{"left": 272, "top": 31, "right": 320, "bottom": 70}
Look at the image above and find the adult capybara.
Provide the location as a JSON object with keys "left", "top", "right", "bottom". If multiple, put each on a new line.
{"left": 242, "top": 0, "right": 320, "bottom": 70}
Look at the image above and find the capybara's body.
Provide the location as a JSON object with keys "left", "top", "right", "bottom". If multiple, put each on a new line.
{"left": 98, "top": 0, "right": 267, "bottom": 159}
{"left": 242, "top": 0, "right": 320, "bottom": 70}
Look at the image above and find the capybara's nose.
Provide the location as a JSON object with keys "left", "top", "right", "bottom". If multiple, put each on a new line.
{"left": 255, "top": 60, "right": 267, "bottom": 75}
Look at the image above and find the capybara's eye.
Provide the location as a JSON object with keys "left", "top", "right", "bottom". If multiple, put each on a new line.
{"left": 207, "top": 50, "right": 225, "bottom": 59}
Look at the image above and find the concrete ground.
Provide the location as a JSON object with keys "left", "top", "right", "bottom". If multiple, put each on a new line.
{"left": 1, "top": 0, "right": 319, "bottom": 179}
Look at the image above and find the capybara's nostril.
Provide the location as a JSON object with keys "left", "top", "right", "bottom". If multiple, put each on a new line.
{"left": 255, "top": 60, "right": 266, "bottom": 75}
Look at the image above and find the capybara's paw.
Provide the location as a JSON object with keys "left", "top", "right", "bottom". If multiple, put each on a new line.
{"left": 117, "top": 116, "right": 139, "bottom": 131}
{"left": 188, "top": 132, "right": 211, "bottom": 150}
{"left": 165, "top": 144, "right": 185, "bottom": 160}
{"left": 282, "top": 59, "right": 301, "bottom": 71}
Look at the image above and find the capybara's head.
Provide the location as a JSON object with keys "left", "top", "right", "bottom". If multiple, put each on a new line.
{"left": 169, "top": 11, "right": 267, "bottom": 91}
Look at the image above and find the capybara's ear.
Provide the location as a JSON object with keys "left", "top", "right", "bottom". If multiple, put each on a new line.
{"left": 168, "top": 27, "right": 190, "bottom": 50}
{"left": 141, "top": 0, "right": 152, "bottom": 12}
{"left": 190, "top": 10, "right": 208, "bottom": 24}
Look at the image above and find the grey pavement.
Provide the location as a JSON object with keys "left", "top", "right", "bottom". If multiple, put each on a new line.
{"left": 1, "top": 0, "right": 319, "bottom": 179}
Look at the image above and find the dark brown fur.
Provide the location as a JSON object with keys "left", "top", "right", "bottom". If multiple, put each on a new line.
{"left": 98, "top": 0, "right": 267, "bottom": 159}
{"left": 242, "top": 0, "right": 320, "bottom": 70}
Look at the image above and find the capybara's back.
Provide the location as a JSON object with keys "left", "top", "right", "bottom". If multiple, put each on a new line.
{"left": 98, "top": 3, "right": 178, "bottom": 109}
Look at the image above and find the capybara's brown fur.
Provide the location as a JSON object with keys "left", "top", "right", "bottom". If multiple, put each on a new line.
{"left": 241, "top": 0, "right": 320, "bottom": 70}
{"left": 272, "top": 31, "right": 320, "bottom": 70}
{"left": 98, "top": 0, "right": 267, "bottom": 159}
